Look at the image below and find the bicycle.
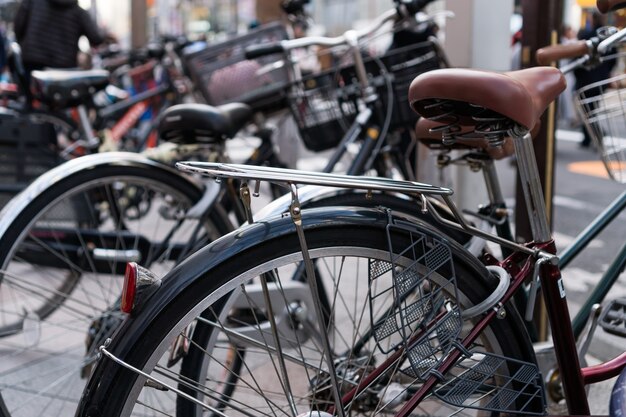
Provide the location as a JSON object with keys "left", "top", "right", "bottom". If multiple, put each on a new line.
{"left": 74, "top": 3, "right": 626, "bottom": 416}
{"left": 0, "top": 2, "right": 453, "bottom": 415}
{"left": 3, "top": 36, "right": 192, "bottom": 158}
{"left": 0, "top": 38, "right": 193, "bottom": 215}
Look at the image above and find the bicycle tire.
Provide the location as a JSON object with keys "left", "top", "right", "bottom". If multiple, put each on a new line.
{"left": 77, "top": 208, "right": 541, "bottom": 417}
{"left": 0, "top": 159, "right": 233, "bottom": 417}
{"left": 178, "top": 191, "right": 465, "bottom": 417}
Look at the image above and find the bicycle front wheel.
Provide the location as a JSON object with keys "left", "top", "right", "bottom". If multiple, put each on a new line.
{"left": 0, "top": 159, "right": 232, "bottom": 417}
{"left": 78, "top": 213, "right": 543, "bottom": 416}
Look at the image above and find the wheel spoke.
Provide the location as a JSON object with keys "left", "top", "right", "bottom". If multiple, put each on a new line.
{"left": 0, "top": 171, "right": 222, "bottom": 416}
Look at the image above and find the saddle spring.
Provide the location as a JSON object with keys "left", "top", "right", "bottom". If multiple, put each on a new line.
{"left": 472, "top": 105, "right": 512, "bottom": 148}
{"left": 423, "top": 100, "right": 513, "bottom": 149}
{"left": 424, "top": 100, "right": 462, "bottom": 146}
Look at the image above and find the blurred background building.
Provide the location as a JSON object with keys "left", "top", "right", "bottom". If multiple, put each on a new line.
{"left": 0, "top": 0, "right": 624, "bottom": 75}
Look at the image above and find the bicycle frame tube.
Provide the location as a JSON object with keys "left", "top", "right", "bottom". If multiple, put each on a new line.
{"left": 582, "top": 351, "right": 626, "bottom": 384}
{"left": 482, "top": 159, "right": 515, "bottom": 257}
{"left": 511, "top": 130, "right": 592, "bottom": 413}
{"left": 97, "top": 82, "right": 171, "bottom": 120}
{"left": 572, "top": 240, "right": 626, "bottom": 337}
{"left": 538, "top": 255, "right": 590, "bottom": 415}
{"left": 557, "top": 191, "right": 626, "bottom": 337}
{"left": 76, "top": 104, "right": 98, "bottom": 145}
{"left": 109, "top": 100, "right": 149, "bottom": 143}
{"left": 559, "top": 191, "right": 626, "bottom": 268}
{"left": 322, "top": 107, "right": 372, "bottom": 173}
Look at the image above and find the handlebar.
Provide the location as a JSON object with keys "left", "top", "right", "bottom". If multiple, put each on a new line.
{"left": 536, "top": 25, "right": 626, "bottom": 72}
{"left": 535, "top": 40, "right": 591, "bottom": 65}
{"left": 244, "top": 7, "right": 400, "bottom": 60}
{"left": 598, "top": 26, "right": 626, "bottom": 54}
{"left": 597, "top": 0, "right": 626, "bottom": 13}
{"left": 244, "top": 0, "right": 441, "bottom": 60}
{"left": 244, "top": 43, "right": 286, "bottom": 60}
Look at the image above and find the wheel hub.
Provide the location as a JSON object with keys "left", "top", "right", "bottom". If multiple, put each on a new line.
{"left": 309, "top": 354, "right": 380, "bottom": 412}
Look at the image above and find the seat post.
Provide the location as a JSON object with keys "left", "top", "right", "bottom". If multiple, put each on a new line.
{"left": 76, "top": 104, "right": 98, "bottom": 146}
{"left": 482, "top": 159, "right": 505, "bottom": 207}
{"left": 512, "top": 128, "right": 552, "bottom": 243}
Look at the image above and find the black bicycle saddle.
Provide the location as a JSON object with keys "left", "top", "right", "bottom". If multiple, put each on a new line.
{"left": 31, "top": 69, "right": 110, "bottom": 108}
{"left": 158, "top": 102, "right": 253, "bottom": 144}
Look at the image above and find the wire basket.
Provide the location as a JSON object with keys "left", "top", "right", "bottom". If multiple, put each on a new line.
{"left": 0, "top": 111, "right": 61, "bottom": 207}
{"left": 289, "top": 40, "right": 443, "bottom": 153}
{"left": 183, "top": 22, "right": 290, "bottom": 112}
{"left": 575, "top": 73, "right": 626, "bottom": 183}
{"left": 287, "top": 69, "right": 359, "bottom": 152}
{"left": 341, "top": 40, "right": 444, "bottom": 129}
{"left": 433, "top": 351, "right": 545, "bottom": 415}
{"left": 368, "top": 220, "right": 462, "bottom": 381}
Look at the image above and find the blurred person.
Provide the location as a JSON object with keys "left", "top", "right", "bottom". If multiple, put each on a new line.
{"left": 559, "top": 24, "right": 578, "bottom": 128}
{"left": 291, "top": 20, "right": 321, "bottom": 75}
{"left": 0, "top": 26, "right": 7, "bottom": 81}
{"left": 510, "top": 29, "right": 522, "bottom": 70}
{"left": 389, "top": 11, "right": 439, "bottom": 51}
{"left": 13, "top": 0, "right": 106, "bottom": 76}
{"left": 575, "top": 11, "right": 616, "bottom": 147}
{"left": 0, "top": 26, "right": 6, "bottom": 68}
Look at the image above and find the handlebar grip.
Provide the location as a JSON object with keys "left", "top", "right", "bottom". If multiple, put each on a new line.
{"left": 536, "top": 40, "right": 589, "bottom": 65}
{"left": 244, "top": 43, "right": 285, "bottom": 59}
{"left": 597, "top": 0, "right": 626, "bottom": 12}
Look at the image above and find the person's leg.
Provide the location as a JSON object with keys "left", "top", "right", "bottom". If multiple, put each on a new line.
{"left": 581, "top": 124, "right": 592, "bottom": 147}
{"left": 22, "top": 63, "right": 45, "bottom": 107}
{"left": 581, "top": 86, "right": 600, "bottom": 148}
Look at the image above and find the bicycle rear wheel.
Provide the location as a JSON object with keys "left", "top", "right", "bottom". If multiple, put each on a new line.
{"left": 0, "top": 160, "right": 232, "bottom": 416}
{"left": 77, "top": 212, "right": 543, "bottom": 416}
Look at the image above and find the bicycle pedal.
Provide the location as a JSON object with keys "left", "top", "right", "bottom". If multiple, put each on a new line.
{"left": 599, "top": 298, "right": 626, "bottom": 338}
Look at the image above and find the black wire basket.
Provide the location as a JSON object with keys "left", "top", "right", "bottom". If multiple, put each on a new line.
{"left": 287, "top": 69, "right": 359, "bottom": 152}
{"left": 0, "top": 111, "right": 60, "bottom": 207}
{"left": 289, "top": 40, "right": 444, "bottom": 153}
{"left": 341, "top": 40, "right": 444, "bottom": 130}
{"left": 183, "top": 22, "right": 290, "bottom": 112}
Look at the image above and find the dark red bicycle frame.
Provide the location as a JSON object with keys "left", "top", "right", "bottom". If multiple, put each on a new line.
{"left": 329, "top": 239, "right": 626, "bottom": 416}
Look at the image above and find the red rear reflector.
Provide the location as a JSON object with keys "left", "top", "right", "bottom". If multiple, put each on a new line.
{"left": 121, "top": 262, "right": 138, "bottom": 314}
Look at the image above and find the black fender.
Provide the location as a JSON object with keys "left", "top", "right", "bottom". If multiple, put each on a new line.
{"left": 0, "top": 152, "right": 206, "bottom": 239}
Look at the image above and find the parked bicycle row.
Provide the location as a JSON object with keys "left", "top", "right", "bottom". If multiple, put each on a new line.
{"left": 0, "top": 0, "right": 625, "bottom": 416}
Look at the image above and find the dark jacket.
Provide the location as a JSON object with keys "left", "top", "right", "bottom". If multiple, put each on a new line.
{"left": 14, "top": 0, "right": 104, "bottom": 69}
{"left": 574, "top": 25, "right": 616, "bottom": 90}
